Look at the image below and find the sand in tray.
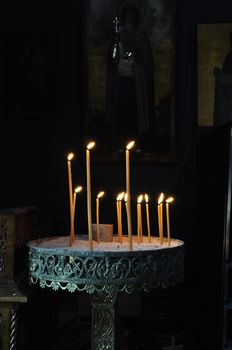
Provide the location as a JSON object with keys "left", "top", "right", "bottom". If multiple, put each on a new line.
{"left": 32, "top": 235, "right": 183, "bottom": 253}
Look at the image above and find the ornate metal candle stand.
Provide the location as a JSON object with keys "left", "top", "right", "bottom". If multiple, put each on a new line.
{"left": 28, "top": 236, "right": 184, "bottom": 350}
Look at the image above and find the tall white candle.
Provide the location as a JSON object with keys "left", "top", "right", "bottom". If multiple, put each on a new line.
{"left": 118, "top": 200, "right": 122, "bottom": 243}
{"left": 67, "top": 153, "right": 74, "bottom": 245}
{"left": 70, "top": 186, "right": 83, "bottom": 245}
{"left": 157, "top": 205, "right": 160, "bottom": 237}
{"left": 116, "top": 200, "right": 120, "bottom": 239}
{"left": 140, "top": 197, "right": 143, "bottom": 242}
{"left": 145, "top": 194, "right": 151, "bottom": 243}
{"left": 166, "top": 197, "right": 174, "bottom": 246}
{"left": 126, "top": 141, "right": 135, "bottom": 251}
{"left": 86, "top": 142, "right": 95, "bottom": 251}
{"left": 160, "top": 202, "right": 163, "bottom": 242}
{"left": 158, "top": 193, "right": 164, "bottom": 245}
{"left": 137, "top": 200, "right": 140, "bottom": 240}
{"left": 96, "top": 191, "right": 104, "bottom": 243}
{"left": 117, "top": 192, "right": 124, "bottom": 243}
{"left": 137, "top": 194, "right": 143, "bottom": 243}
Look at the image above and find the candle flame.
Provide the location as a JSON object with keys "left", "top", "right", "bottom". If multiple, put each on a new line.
{"left": 117, "top": 192, "right": 125, "bottom": 201}
{"left": 158, "top": 192, "right": 164, "bottom": 204}
{"left": 74, "top": 186, "right": 82, "bottom": 193}
{"left": 87, "top": 141, "right": 95, "bottom": 150}
{"left": 124, "top": 193, "right": 128, "bottom": 202}
{"left": 144, "top": 194, "right": 149, "bottom": 203}
{"left": 126, "top": 140, "right": 135, "bottom": 150}
{"left": 166, "top": 196, "right": 174, "bottom": 204}
{"left": 137, "top": 194, "right": 143, "bottom": 204}
{"left": 97, "top": 191, "right": 105, "bottom": 199}
{"left": 67, "top": 153, "right": 74, "bottom": 161}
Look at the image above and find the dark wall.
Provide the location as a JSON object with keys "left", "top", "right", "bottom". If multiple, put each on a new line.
{"left": 0, "top": 0, "right": 82, "bottom": 232}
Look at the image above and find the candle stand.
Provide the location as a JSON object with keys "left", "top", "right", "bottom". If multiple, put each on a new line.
{"left": 28, "top": 236, "right": 184, "bottom": 350}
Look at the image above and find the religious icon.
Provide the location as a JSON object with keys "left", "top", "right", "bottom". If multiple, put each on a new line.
{"left": 83, "top": 0, "right": 176, "bottom": 163}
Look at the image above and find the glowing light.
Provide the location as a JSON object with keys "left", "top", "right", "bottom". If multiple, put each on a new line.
{"left": 126, "top": 140, "right": 135, "bottom": 150}
{"left": 75, "top": 186, "right": 82, "bottom": 193}
{"left": 67, "top": 153, "right": 74, "bottom": 161}
{"left": 158, "top": 192, "right": 164, "bottom": 204}
{"left": 137, "top": 194, "right": 143, "bottom": 204}
{"left": 166, "top": 197, "right": 174, "bottom": 204}
{"left": 144, "top": 194, "right": 149, "bottom": 203}
{"left": 117, "top": 192, "right": 125, "bottom": 201}
{"left": 97, "top": 191, "right": 105, "bottom": 199}
{"left": 87, "top": 141, "right": 95, "bottom": 150}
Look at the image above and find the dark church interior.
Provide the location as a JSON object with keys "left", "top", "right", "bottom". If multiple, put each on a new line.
{"left": 1, "top": 0, "right": 232, "bottom": 349}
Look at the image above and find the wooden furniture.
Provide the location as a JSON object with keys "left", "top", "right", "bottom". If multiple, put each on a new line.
{"left": 0, "top": 207, "right": 38, "bottom": 350}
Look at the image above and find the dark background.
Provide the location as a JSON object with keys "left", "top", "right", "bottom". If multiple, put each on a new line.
{"left": 0, "top": 0, "right": 231, "bottom": 349}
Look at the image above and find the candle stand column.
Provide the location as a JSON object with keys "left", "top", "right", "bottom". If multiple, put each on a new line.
{"left": 91, "top": 287, "right": 118, "bottom": 350}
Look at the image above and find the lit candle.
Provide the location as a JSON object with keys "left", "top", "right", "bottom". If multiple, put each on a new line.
{"left": 116, "top": 197, "right": 120, "bottom": 241}
{"left": 86, "top": 141, "right": 95, "bottom": 251}
{"left": 137, "top": 204, "right": 139, "bottom": 240}
{"left": 166, "top": 197, "right": 174, "bottom": 246}
{"left": 119, "top": 193, "right": 124, "bottom": 243}
{"left": 124, "top": 193, "right": 128, "bottom": 240}
{"left": 144, "top": 194, "right": 151, "bottom": 243}
{"left": 70, "top": 186, "right": 83, "bottom": 245}
{"left": 137, "top": 195, "right": 143, "bottom": 243}
{"left": 96, "top": 191, "right": 105, "bottom": 243}
{"left": 158, "top": 193, "right": 164, "bottom": 245}
{"left": 126, "top": 141, "right": 135, "bottom": 251}
{"left": 67, "top": 153, "right": 74, "bottom": 242}
{"left": 116, "top": 192, "right": 124, "bottom": 243}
